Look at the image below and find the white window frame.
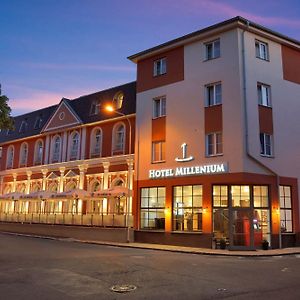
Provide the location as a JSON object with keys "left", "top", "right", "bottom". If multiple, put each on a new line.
{"left": 90, "top": 127, "right": 102, "bottom": 158}
{"left": 19, "top": 142, "right": 28, "bottom": 167}
{"left": 205, "top": 39, "right": 220, "bottom": 60}
{"left": 153, "top": 58, "right": 167, "bottom": 76}
{"left": 279, "top": 186, "right": 293, "bottom": 233}
{"left": 152, "top": 141, "right": 165, "bottom": 163}
{"left": 6, "top": 145, "right": 14, "bottom": 169}
{"left": 153, "top": 96, "right": 166, "bottom": 119}
{"left": 90, "top": 101, "right": 100, "bottom": 115}
{"left": 51, "top": 135, "right": 61, "bottom": 163}
{"left": 255, "top": 40, "right": 269, "bottom": 60}
{"left": 257, "top": 83, "right": 271, "bottom": 107}
{"left": 206, "top": 132, "right": 223, "bottom": 156}
{"left": 260, "top": 133, "right": 273, "bottom": 157}
{"left": 205, "top": 82, "right": 222, "bottom": 106}
{"left": 34, "top": 139, "right": 44, "bottom": 165}
{"left": 68, "top": 131, "right": 80, "bottom": 161}
{"left": 112, "top": 122, "right": 125, "bottom": 155}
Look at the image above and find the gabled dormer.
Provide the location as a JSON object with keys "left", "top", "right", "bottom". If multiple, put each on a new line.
{"left": 42, "top": 98, "right": 82, "bottom": 132}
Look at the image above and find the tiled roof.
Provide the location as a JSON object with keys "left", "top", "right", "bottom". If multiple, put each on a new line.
{"left": 0, "top": 81, "right": 136, "bottom": 144}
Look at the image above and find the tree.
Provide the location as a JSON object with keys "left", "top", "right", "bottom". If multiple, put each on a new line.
{"left": 0, "top": 94, "right": 14, "bottom": 130}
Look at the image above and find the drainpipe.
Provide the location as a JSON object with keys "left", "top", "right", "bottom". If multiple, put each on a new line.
{"left": 241, "top": 21, "right": 282, "bottom": 248}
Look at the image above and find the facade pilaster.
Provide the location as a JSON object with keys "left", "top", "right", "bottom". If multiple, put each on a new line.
{"left": 26, "top": 171, "right": 32, "bottom": 194}
{"left": 59, "top": 167, "right": 65, "bottom": 192}
{"left": 41, "top": 169, "right": 48, "bottom": 191}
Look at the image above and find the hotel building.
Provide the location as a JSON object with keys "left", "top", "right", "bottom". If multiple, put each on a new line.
{"left": 0, "top": 17, "right": 299, "bottom": 250}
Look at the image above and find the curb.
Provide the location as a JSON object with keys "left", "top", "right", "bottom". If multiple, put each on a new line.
{"left": 2, "top": 231, "right": 300, "bottom": 257}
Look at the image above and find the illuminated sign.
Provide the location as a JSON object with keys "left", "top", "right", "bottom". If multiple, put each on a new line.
{"left": 149, "top": 163, "right": 228, "bottom": 179}
{"left": 175, "top": 143, "right": 194, "bottom": 162}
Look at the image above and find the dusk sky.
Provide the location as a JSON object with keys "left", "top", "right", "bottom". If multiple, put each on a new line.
{"left": 1, "top": 0, "right": 300, "bottom": 116}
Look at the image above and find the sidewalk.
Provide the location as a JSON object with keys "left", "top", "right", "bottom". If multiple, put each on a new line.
{"left": 3, "top": 231, "right": 300, "bottom": 257}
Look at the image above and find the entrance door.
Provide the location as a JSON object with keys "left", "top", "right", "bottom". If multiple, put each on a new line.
{"left": 231, "top": 209, "right": 254, "bottom": 249}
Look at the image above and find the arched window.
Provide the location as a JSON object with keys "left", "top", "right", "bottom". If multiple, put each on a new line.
{"left": 90, "top": 180, "right": 101, "bottom": 192}
{"left": 19, "top": 143, "right": 28, "bottom": 167}
{"left": 52, "top": 136, "right": 61, "bottom": 163}
{"left": 6, "top": 145, "right": 14, "bottom": 169}
{"left": 113, "top": 91, "right": 124, "bottom": 109}
{"left": 112, "top": 123, "right": 125, "bottom": 154}
{"left": 32, "top": 183, "right": 41, "bottom": 192}
{"left": 65, "top": 181, "right": 77, "bottom": 192}
{"left": 48, "top": 182, "right": 58, "bottom": 192}
{"left": 90, "top": 128, "right": 102, "bottom": 158}
{"left": 69, "top": 131, "right": 79, "bottom": 160}
{"left": 34, "top": 140, "right": 43, "bottom": 165}
{"left": 112, "top": 178, "right": 124, "bottom": 187}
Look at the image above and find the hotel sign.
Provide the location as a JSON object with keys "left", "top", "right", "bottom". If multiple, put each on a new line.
{"left": 149, "top": 163, "right": 228, "bottom": 179}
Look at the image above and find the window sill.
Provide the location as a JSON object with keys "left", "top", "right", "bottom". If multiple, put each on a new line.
{"left": 203, "top": 56, "right": 220, "bottom": 62}
{"left": 258, "top": 104, "right": 272, "bottom": 109}
{"left": 151, "top": 160, "right": 166, "bottom": 164}
{"left": 206, "top": 154, "right": 223, "bottom": 158}
{"left": 153, "top": 72, "right": 167, "bottom": 78}
{"left": 171, "top": 231, "right": 203, "bottom": 234}
{"left": 152, "top": 115, "right": 166, "bottom": 120}
{"left": 260, "top": 154, "right": 274, "bottom": 158}
{"left": 256, "top": 56, "right": 270, "bottom": 62}
{"left": 205, "top": 103, "right": 222, "bottom": 108}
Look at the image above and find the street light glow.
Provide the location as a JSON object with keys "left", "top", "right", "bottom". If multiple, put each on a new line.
{"left": 106, "top": 105, "right": 115, "bottom": 112}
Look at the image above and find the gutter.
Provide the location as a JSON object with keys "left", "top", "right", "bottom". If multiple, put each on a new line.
{"left": 241, "top": 23, "right": 282, "bottom": 248}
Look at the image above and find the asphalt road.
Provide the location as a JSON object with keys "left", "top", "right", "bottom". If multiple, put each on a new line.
{"left": 0, "top": 233, "right": 299, "bottom": 300}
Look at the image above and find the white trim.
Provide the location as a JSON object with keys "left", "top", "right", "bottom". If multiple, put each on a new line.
{"left": 90, "top": 127, "right": 103, "bottom": 158}
{"left": 112, "top": 122, "right": 126, "bottom": 156}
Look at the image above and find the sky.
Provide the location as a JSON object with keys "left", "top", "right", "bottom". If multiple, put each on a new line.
{"left": 1, "top": 0, "right": 300, "bottom": 116}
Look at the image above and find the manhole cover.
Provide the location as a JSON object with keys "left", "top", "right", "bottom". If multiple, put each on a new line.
{"left": 110, "top": 284, "right": 137, "bottom": 293}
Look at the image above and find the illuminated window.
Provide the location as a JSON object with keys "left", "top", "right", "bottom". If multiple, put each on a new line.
{"left": 257, "top": 83, "right": 271, "bottom": 107}
{"left": 255, "top": 40, "right": 269, "bottom": 60}
{"left": 153, "top": 58, "right": 166, "bottom": 76}
{"left": 153, "top": 96, "right": 166, "bottom": 118}
{"left": 113, "top": 91, "right": 124, "bottom": 109}
{"left": 260, "top": 133, "right": 273, "bottom": 156}
{"left": 231, "top": 185, "right": 250, "bottom": 207}
{"left": 173, "top": 185, "right": 202, "bottom": 232}
{"left": 206, "top": 132, "right": 222, "bottom": 156}
{"left": 280, "top": 186, "right": 293, "bottom": 232}
{"left": 140, "top": 187, "right": 166, "bottom": 230}
{"left": 205, "top": 82, "right": 222, "bottom": 106}
{"left": 205, "top": 39, "right": 220, "bottom": 60}
{"left": 152, "top": 141, "right": 165, "bottom": 163}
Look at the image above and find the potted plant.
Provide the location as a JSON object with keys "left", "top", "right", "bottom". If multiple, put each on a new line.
{"left": 219, "top": 238, "right": 227, "bottom": 250}
{"left": 262, "top": 239, "right": 269, "bottom": 250}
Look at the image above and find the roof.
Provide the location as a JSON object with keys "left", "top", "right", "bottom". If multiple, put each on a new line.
{"left": 128, "top": 16, "right": 300, "bottom": 62}
{"left": 0, "top": 81, "right": 136, "bottom": 144}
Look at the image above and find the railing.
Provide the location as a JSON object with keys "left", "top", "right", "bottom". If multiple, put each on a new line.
{"left": 0, "top": 212, "right": 133, "bottom": 227}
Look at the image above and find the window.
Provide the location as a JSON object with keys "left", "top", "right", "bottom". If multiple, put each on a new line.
{"left": 173, "top": 185, "right": 202, "bottom": 231}
{"left": 52, "top": 136, "right": 61, "bottom": 162}
{"left": 153, "top": 58, "right": 166, "bottom": 76}
{"left": 34, "top": 115, "right": 43, "bottom": 129}
{"left": 140, "top": 187, "right": 166, "bottom": 229}
{"left": 231, "top": 185, "right": 250, "bottom": 207}
{"left": 113, "top": 91, "right": 124, "bottom": 109}
{"left": 6, "top": 145, "right": 14, "bottom": 169}
{"left": 34, "top": 140, "right": 43, "bottom": 165}
{"left": 90, "top": 101, "right": 100, "bottom": 115}
{"left": 206, "top": 132, "right": 222, "bottom": 156}
{"left": 90, "top": 128, "right": 102, "bottom": 158}
{"left": 152, "top": 141, "right": 165, "bottom": 163}
{"left": 205, "top": 39, "right": 220, "bottom": 60}
{"left": 255, "top": 40, "right": 269, "bottom": 60}
{"left": 257, "top": 83, "right": 271, "bottom": 107}
{"left": 19, "top": 143, "right": 28, "bottom": 167}
{"left": 260, "top": 133, "right": 273, "bottom": 156}
{"left": 280, "top": 186, "right": 293, "bottom": 232}
{"left": 206, "top": 82, "right": 222, "bottom": 106}
{"left": 213, "top": 185, "right": 229, "bottom": 240}
{"left": 69, "top": 132, "right": 79, "bottom": 160}
{"left": 153, "top": 96, "right": 166, "bottom": 118}
{"left": 112, "top": 123, "right": 125, "bottom": 154}
{"left": 19, "top": 119, "right": 28, "bottom": 133}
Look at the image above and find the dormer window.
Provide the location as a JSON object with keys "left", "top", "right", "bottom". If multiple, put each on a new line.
{"left": 153, "top": 58, "right": 166, "bottom": 76}
{"left": 19, "top": 119, "right": 28, "bottom": 133}
{"left": 113, "top": 91, "right": 124, "bottom": 109}
{"left": 34, "top": 115, "right": 43, "bottom": 129}
{"left": 90, "top": 101, "right": 100, "bottom": 115}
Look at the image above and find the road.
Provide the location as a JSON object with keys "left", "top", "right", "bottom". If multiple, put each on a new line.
{"left": 0, "top": 233, "right": 299, "bottom": 300}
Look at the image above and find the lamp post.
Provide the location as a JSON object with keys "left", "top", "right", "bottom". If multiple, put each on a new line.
{"left": 105, "top": 105, "right": 132, "bottom": 243}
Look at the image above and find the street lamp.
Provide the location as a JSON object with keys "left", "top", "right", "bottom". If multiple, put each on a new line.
{"left": 105, "top": 104, "right": 132, "bottom": 243}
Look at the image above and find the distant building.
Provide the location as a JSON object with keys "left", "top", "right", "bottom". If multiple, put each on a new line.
{"left": 0, "top": 17, "right": 299, "bottom": 250}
